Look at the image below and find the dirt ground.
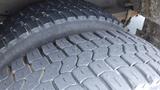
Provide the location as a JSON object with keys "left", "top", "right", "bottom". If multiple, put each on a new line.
{"left": 137, "top": 0, "right": 160, "bottom": 48}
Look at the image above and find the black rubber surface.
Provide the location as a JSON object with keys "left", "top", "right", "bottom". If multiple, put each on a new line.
{"left": 0, "top": 0, "right": 122, "bottom": 68}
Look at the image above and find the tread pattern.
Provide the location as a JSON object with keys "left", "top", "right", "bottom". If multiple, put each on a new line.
{"left": 0, "top": 0, "right": 121, "bottom": 52}
{"left": 1, "top": 29, "right": 160, "bottom": 90}
{"left": 0, "top": 0, "right": 160, "bottom": 90}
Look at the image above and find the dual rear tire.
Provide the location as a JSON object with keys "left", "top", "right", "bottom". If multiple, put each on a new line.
{"left": 0, "top": 0, "right": 160, "bottom": 90}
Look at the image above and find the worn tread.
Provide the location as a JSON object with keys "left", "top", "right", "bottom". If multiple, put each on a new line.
{"left": 0, "top": 0, "right": 160, "bottom": 90}
{"left": 0, "top": 0, "right": 122, "bottom": 69}
{"left": 1, "top": 30, "right": 160, "bottom": 90}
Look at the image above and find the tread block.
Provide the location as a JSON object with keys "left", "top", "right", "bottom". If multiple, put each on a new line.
{"left": 93, "top": 47, "right": 108, "bottom": 60}
{"left": 135, "top": 63, "right": 160, "bottom": 84}
{"left": 15, "top": 65, "right": 32, "bottom": 81}
{"left": 47, "top": 11, "right": 63, "bottom": 21}
{"left": 11, "top": 58, "right": 25, "bottom": 72}
{"left": 119, "top": 36, "right": 135, "bottom": 44}
{"left": 147, "top": 53, "right": 160, "bottom": 62}
{"left": 72, "top": 67, "right": 95, "bottom": 83}
{"left": 66, "top": 85, "right": 83, "bottom": 90}
{"left": 56, "top": 38, "right": 72, "bottom": 49}
{"left": 116, "top": 30, "right": 135, "bottom": 40}
{"left": 54, "top": 73, "right": 76, "bottom": 90}
{"left": 118, "top": 67, "right": 147, "bottom": 89}
{"left": 0, "top": 67, "right": 9, "bottom": 81}
{"left": 136, "top": 44, "right": 147, "bottom": 53}
{"left": 100, "top": 71, "right": 131, "bottom": 90}
{"left": 133, "top": 38, "right": 145, "bottom": 45}
{"left": 122, "top": 54, "right": 143, "bottom": 66}
{"left": 136, "top": 53, "right": 153, "bottom": 63}
{"left": 109, "top": 45, "right": 123, "bottom": 56}
{"left": 89, "top": 60, "right": 112, "bottom": 76}
{"left": 123, "top": 44, "right": 137, "bottom": 54}
{"left": 136, "top": 37, "right": 147, "bottom": 44}
{"left": 61, "top": 56, "right": 77, "bottom": 73}
{"left": 27, "top": 49, "right": 42, "bottom": 63}
{"left": 42, "top": 43, "right": 58, "bottom": 55}
{"left": 48, "top": 50, "right": 66, "bottom": 62}
{"left": 59, "top": 8, "right": 75, "bottom": 19}
{"left": 36, "top": 14, "right": 52, "bottom": 27}
{"left": 32, "top": 57, "right": 50, "bottom": 71}
{"left": 34, "top": 82, "right": 55, "bottom": 90}
{"left": 64, "top": 45, "right": 81, "bottom": 56}
{"left": 149, "top": 61, "right": 160, "bottom": 75}
{"left": 77, "top": 51, "right": 93, "bottom": 66}
{"left": 106, "top": 37, "right": 124, "bottom": 45}
{"left": 107, "top": 30, "right": 135, "bottom": 44}
{"left": 95, "top": 31, "right": 114, "bottom": 39}
{"left": 76, "top": 7, "right": 93, "bottom": 17}
{"left": 41, "top": 62, "right": 61, "bottom": 82}
{"left": 106, "top": 29, "right": 120, "bottom": 37}
{"left": 77, "top": 15, "right": 87, "bottom": 20}
{"left": 95, "top": 30, "right": 124, "bottom": 45}
{"left": 78, "top": 41, "right": 97, "bottom": 51}
{"left": 106, "top": 56, "right": 129, "bottom": 69}
{"left": 92, "top": 39, "right": 111, "bottom": 47}
{"left": 23, "top": 71, "right": 43, "bottom": 90}
{"left": 69, "top": 8, "right": 85, "bottom": 17}
{"left": 53, "top": 18, "right": 67, "bottom": 25}
{"left": 81, "top": 32, "right": 100, "bottom": 41}
{"left": 69, "top": 35, "right": 87, "bottom": 44}
{"left": 83, "top": 78, "right": 110, "bottom": 90}
{"left": 0, "top": 75, "right": 14, "bottom": 90}
{"left": 145, "top": 45, "right": 157, "bottom": 54}
{"left": 8, "top": 80, "right": 25, "bottom": 90}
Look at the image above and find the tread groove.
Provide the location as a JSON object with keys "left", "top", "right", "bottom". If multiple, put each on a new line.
{"left": 1, "top": 0, "right": 160, "bottom": 90}
{"left": 2, "top": 30, "right": 160, "bottom": 90}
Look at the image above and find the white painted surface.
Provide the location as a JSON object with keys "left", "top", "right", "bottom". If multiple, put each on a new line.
{"left": 127, "top": 15, "right": 145, "bottom": 34}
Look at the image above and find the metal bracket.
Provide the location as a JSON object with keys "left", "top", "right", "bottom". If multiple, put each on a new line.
{"left": 126, "top": 14, "right": 145, "bottom": 34}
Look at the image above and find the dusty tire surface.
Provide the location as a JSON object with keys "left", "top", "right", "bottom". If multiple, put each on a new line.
{"left": 1, "top": 29, "right": 160, "bottom": 90}
{"left": 0, "top": 0, "right": 122, "bottom": 68}
{"left": 1, "top": 0, "right": 160, "bottom": 90}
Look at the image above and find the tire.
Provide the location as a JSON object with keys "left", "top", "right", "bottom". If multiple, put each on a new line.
{"left": 1, "top": 30, "right": 160, "bottom": 90}
{"left": 1, "top": 0, "right": 160, "bottom": 90}
{"left": 0, "top": 0, "right": 122, "bottom": 68}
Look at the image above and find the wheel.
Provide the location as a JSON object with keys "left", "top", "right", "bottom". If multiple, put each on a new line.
{"left": 1, "top": 0, "right": 160, "bottom": 90}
